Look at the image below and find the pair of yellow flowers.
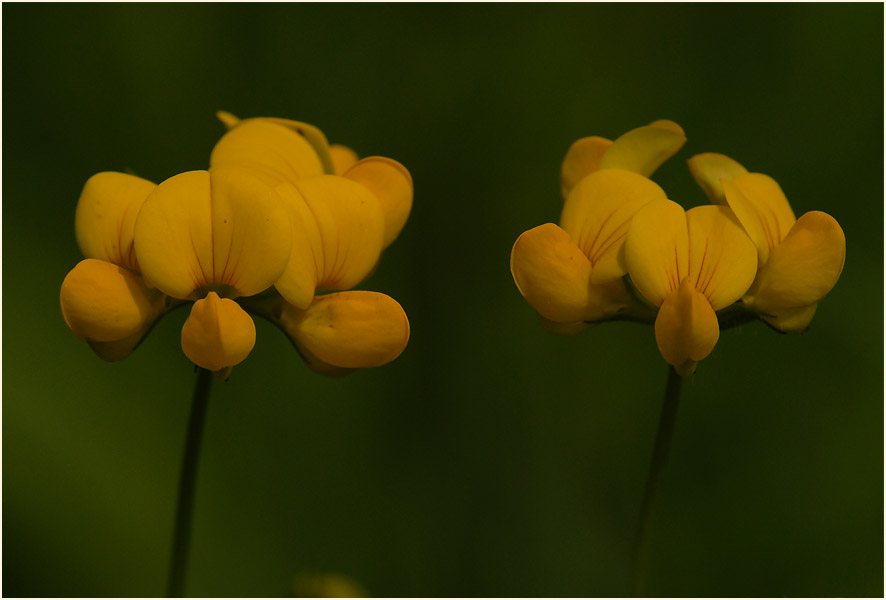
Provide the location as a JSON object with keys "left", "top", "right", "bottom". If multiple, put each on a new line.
{"left": 60, "top": 112, "right": 413, "bottom": 378}
{"left": 60, "top": 115, "right": 845, "bottom": 379}
{"left": 511, "top": 120, "right": 846, "bottom": 376}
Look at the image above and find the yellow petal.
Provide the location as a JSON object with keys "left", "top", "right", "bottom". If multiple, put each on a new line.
{"left": 87, "top": 325, "right": 154, "bottom": 362}
{"left": 685, "top": 205, "right": 758, "bottom": 311}
{"left": 60, "top": 258, "right": 162, "bottom": 342}
{"left": 744, "top": 211, "right": 845, "bottom": 313}
{"left": 560, "top": 169, "right": 668, "bottom": 283}
{"left": 74, "top": 172, "right": 157, "bottom": 271}
{"left": 654, "top": 279, "right": 720, "bottom": 377}
{"left": 687, "top": 153, "right": 748, "bottom": 205}
{"left": 760, "top": 303, "right": 818, "bottom": 333}
{"left": 597, "top": 120, "right": 687, "bottom": 177}
{"left": 273, "top": 176, "right": 385, "bottom": 308}
{"left": 210, "top": 119, "right": 325, "bottom": 184}
{"left": 330, "top": 144, "right": 359, "bottom": 175}
{"left": 624, "top": 199, "right": 689, "bottom": 306}
{"left": 510, "top": 223, "right": 630, "bottom": 323}
{"left": 134, "top": 168, "right": 292, "bottom": 300}
{"left": 343, "top": 157, "right": 413, "bottom": 248}
{"left": 559, "top": 136, "right": 613, "bottom": 199}
{"left": 722, "top": 173, "right": 797, "bottom": 264}
{"left": 281, "top": 291, "right": 410, "bottom": 369}
{"left": 216, "top": 110, "right": 241, "bottom": 130}
{"left": 181, "top": 292, "right": 256, "bottom": 371}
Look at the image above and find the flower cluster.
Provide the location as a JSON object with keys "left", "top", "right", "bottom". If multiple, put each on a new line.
{"left": 60, "top": 112, "right": 412, "bottom": 379}
{"left": 510, "top": 120, "right": 845, "bottom": 376}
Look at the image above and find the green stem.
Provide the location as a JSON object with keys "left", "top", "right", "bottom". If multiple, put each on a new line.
{"left": 167, "top": 368, "right": 213, "bottom": 597}
{"left": 630, "top": 366, "right": 683, "bottom": 597}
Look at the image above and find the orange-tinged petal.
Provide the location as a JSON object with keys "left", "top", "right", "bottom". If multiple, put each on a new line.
{"left": 760, "top": 303, "right": 818, "bottom": 333}
{"left": 655, "top": 279, "right": 720, "bottom": 377}
{"left": 744, "top": 211, "right": 845, "bottom": 313}
{"left": 281, "top": 291, "right": 410, "bottom": 369}
{"left": 685, "top": 205, "right": 758, "bottom": 310}
{"left": 722, "top": 173, "right": 797, "bottom": 264}
{"left": 134, "top": 168, "right": 292, "bottom": 300}
{"left": 86, "top": 326, "right": 153, "bottom": 362}
{"left": 135, "top": 168, "right": 291, "bottom": 299}
{"left": 210, "top": 119, "right": 325, "bottom": 184}
{"left": 273, "top": 175, "right": 385, "bottom": 306}
{"left": 510, "top": 223, "right": 630, "bottom": 323}
{"left": 687, "top": 152, "right": 748, "bottom": 205}
{"left": 60, "top": 258, "right": 162, "bottom": 342}
{"left": 560, "top": 169, "right": 668, "bottom": 284}
{"left": 343, "top": 157, "right": 413, "bottom": 248}
{"left": 216, "top": 110, "right": 241, "bottom": 129}
{"left": 330, "top": 144, "right": 359, "bottom": 175}
{"left": 74, "top": 172, "right": 157, "bottom": 271}
{"left": 559, "top": 136, "right": 612, "bottom": 199}
{"left": 624, "top": 199, "right": 689, "bottom": 307}
{"left": 181, "top": 292, "right": 256, "bottom": 371}
{"left": 597, "top": 120, "right": 687, "bottom": 177}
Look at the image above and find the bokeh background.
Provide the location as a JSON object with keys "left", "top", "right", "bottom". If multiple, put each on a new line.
{"left": 3, "top": 3, "right": 883, "bottom": 597}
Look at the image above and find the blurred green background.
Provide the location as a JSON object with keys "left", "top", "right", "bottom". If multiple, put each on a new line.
{"left": 3, "top": 3, "right": 883, "bottom": 597}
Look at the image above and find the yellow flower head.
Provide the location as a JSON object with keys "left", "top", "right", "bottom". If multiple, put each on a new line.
{"left": 688, "top": 153, "right": 846, "bottom": 332}
{"left": 625, "top": 200, "right": 758, "bottom": 376}
{"left": 61, "top": 113, "right": 412, "bottom": 377}
{"left": 511, "top": 120, "right": 685, "bottom": 331}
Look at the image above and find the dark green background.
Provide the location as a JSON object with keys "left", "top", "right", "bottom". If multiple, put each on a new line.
{"left": 3, "top": 3, "right": 883, "bottom": 597}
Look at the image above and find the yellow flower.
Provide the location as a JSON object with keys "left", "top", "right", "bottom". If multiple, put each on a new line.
{"left": 560, "top": 119, "right": 686, "bottom": 199}
{"left": 688, "top": 153, "right": 846, "bottom": 332}
{"left": 511, "top": 121, "right": 686, "bottom": 332}
{"left": 213, "top": 112, "right": 413, "bottom": 374}
{"left": 625, "top": 200, "right": 758, "bottom": 376}
{"left": 59, "top": 172, "right": 174, "bottom": 361}
{"left": 132, "top": 166, "right": 291, "bottom": 375}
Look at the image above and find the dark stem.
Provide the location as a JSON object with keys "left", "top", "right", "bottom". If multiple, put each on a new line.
{"left": 167, "top": 368, "right": 213, "bottom": 597}
{"left": 630, "top": 366, "right": 683, "bottom": 597}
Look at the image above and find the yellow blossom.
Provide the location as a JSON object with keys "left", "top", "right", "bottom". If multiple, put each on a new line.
{"left": 512, "top": 120, "right": 685, "bottom": 331}
{"left": 133, "top": 166, "right": 291, "bottom": 374}
{"left": 60, "top": 172, "right": 174, "bottom": 361}
{"left": 688, "top": 153, "right": 846, "bottom": 331}
{"left": 625, "top": 200, "right": 758, "bottom": 376}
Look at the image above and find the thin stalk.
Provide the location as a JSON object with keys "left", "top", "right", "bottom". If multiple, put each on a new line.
{"left": 167, "top": 367, "right": 213, "bottom": 597}
{"left": 630, "top": 366, "right": 683, "bottom": 597}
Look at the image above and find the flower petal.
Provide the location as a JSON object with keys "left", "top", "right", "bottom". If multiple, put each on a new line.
{"left": 624, "top": 199, "right": 689, "bottom": 306}
{"left": 60, "top": 258, "right": 163, "bottom": 342}
{"left": 560, "top": 169, "right": 668, "bottom": 283}
{"left": 686, "top": 152, "right": 748, "bottom": 205}
{"left": 655, "top": 279, "right": 720, "bottom": 377}
{"left": 761, "top": 303, "right": 818, "bottom": 333}
{"left": 134, "top": 168, "right": 292, "bottom": 299}
{"left": 281, "top": 291, "right": 410, "bottom": 369}
{"left": 343, "top": 157, "right": 413, "bottom": 248}
{"left": 744, "top": 211, "right": 845, "bottom": 313}
{"left": 330, "top": 144, "right": 359, "bottom": 175}
{"left": 597, "top": 120, "right": 687, "bottom": 177}
{"left": 74, "top": 172, "right": 157, "bottom": 271}
{"left": 210, "top": 119, "right": 325, "bottom": 184}
{"left": 273, "top": 176, "right": 385, "bottom": 307}
{"left": 722, "top": 173, "right": 797, "bottom": 264}
{"left": 181, "top": 292, "right": 256, "bottom": 371}
{"left": 559, "top": 136, "right": 612, "bottom": 199}
{"left": 685, "top": 205, "right": 758, "bottom": 311}
{"left": 537, "top": 315, "right": 593, "bottom": 336}
{"left": 510, "top": 223, "right": 630, "bottom": 323}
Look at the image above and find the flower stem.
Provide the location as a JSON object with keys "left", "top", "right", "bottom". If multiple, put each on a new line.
{"left": 630, "top": 366, "right": 682, "bottom": 597}
{"left": 167, "top": 367, "right": 213, "bottom": 597}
